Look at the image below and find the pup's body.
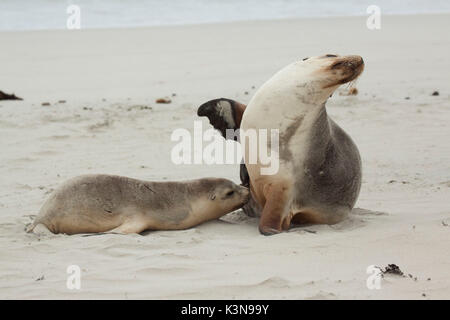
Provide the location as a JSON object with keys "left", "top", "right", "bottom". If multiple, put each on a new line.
{"left": 27, "top": 174, "right": 249, "bottom": 235}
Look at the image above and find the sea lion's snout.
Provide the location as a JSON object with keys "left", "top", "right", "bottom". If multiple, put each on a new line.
{"left": 239, "top": 185, "right": 250, "bottom": 203}
{"left": 223, "top": 184, "right": 250, "bottom": 212}
{"left": 327, "top": 55, "right": 364, "bottom": 86}
{"left": 232, "top": 184, "right": 250, "bottom": 206}
{"left": 330, "top": 55, "right": 364, "bottom": 73}
{"left": 211, "top": 180, "right": 250, "bottom": 212}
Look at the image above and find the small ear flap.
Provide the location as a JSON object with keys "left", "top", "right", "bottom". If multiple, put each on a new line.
{"left": 210, "top": 194, "right": 216, "bottom": 200}
{"left": 197, "top": 98, "right": 246, "bottom": 141}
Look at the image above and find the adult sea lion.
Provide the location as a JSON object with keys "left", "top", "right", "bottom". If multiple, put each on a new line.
{"left": 198, "top": 54, "right": 364, "bottom": 235}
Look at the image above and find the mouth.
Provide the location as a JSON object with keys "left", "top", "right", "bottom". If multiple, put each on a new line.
{"left": 230, "top": 193, "right": 250, "bottom": 211}
{"left": 240, "top": 188, "right": 251, "bottom": 204}
{"left": 325, "top": 55, "right": 364, "bottom": 88}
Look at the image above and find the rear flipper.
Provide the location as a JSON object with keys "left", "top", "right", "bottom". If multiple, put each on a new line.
{"left": 25, "top": 223, "right": 34, "bottom": 233}
{"left": 26, "top": 223, "right": 53, "bottom": 235}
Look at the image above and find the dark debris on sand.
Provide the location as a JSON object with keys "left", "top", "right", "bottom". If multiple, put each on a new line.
{"left": 156, "top": 98, "right": 171, "bottom": 104}
{"left": 381, "top": 264, "right": 429, "bottom": 282}
{"left": 347, "top": 87, "right": 358, "bottom": 95}
{"left": 0, "top": 90, "right": 23, "bottom": 100}
{"left": 382, "top": 264, "right": 404, "bottom": 276}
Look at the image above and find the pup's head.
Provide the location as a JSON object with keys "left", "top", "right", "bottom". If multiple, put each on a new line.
{"left": 199, "top": 178, "right": 249, "bottom": 216}
{"left": 282, "top": 54, "right": 364, "bottom": 104}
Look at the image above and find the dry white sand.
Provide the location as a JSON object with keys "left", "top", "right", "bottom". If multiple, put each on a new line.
{"left": 0, "top": 14, "right": 449, "bottom": 299}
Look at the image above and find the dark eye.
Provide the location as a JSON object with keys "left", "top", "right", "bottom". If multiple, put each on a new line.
{"left": 226, "top": 190, "right": 235, "bottom": 197}
{"left": 330, "top": 61, "right": 345, "bottom": 69}
{"left": 302, "top": 57, "right": 309, "bottom": 61}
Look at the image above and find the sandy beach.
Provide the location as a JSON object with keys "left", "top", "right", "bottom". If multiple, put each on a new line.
{"left": 0, "top": 13, "right": 449, "bottom": 299}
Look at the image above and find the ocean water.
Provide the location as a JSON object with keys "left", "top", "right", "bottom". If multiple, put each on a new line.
{"left": 1, "top": 0, "right": 450, "bottom": 31}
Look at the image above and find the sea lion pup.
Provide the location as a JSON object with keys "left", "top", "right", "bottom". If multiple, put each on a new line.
{"left": 198, "top": 54, "right": 364, "bottom": 235}
{"left": 26, "top": 174, "right": 249, "bottom": 235}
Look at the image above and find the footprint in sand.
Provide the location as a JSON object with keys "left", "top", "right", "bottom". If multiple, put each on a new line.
{"left": 306, "top": 291, "right": 337, "bottom": 300}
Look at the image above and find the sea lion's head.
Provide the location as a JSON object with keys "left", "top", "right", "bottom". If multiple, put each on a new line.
{"left": 206, "top": 178, "right": 250, "bottom": 213}
{"left": 285, "top": 54, "right": 364, "bottom": 104}
{"left": 197, "top": 98, "right": 246, "bottom": 140}
{"left": 176, "top": 178, "right": 251, "bottom": 227}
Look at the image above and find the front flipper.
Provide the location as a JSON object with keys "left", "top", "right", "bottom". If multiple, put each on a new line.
{"left": 106, "top": 218, "right": 148, "bottom": 234}
{"left": 259, "top": 182, "right": 291, "bottom": 236}
{"left": 197, "top": 98, "right": 246, "bottom": 141}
